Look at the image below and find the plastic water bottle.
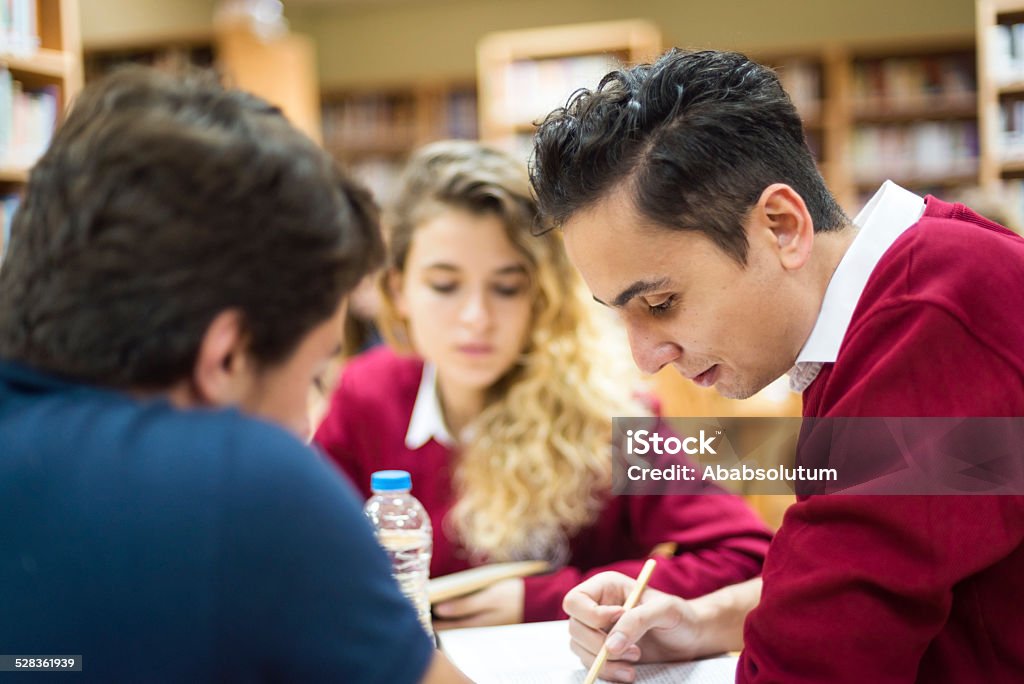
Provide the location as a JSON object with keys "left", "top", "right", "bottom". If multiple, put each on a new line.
{"left": 364, "top": 470, "right": 433, "bottom": 635}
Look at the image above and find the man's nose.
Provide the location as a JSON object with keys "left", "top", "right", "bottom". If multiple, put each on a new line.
{"left": 626, "top": 324, "right": 682, "bottom": 375}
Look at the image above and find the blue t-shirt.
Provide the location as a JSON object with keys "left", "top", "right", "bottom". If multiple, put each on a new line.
{"left": 0, "top": 360, "right": 433, "bottom": 682}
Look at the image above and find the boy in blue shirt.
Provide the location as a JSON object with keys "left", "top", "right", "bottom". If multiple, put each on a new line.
{"left": 0, "top": 66, "right": 468, "bottom": 683}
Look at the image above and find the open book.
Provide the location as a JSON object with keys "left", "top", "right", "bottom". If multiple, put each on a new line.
{"left": 428, "top": 560, "right": 552, "bottom": 604}
{"left": 439, "top": 620, "right": 737, "bottom": 683}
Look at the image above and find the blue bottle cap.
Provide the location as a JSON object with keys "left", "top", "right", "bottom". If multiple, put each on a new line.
{"left": 370, "top": 470, "right": 412, "bottom": 492}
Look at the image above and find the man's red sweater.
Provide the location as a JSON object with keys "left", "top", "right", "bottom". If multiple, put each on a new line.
{"left": 739, "top": 197, "right": 1024, "bottom": 683}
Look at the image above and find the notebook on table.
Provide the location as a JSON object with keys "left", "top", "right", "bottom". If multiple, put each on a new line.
{"left": 439, "top": 619, "right": 738, "bottom": 683}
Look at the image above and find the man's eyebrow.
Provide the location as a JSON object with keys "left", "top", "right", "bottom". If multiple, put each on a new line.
{"left": 593, "top": 278, "right": 671, "bottom": 308}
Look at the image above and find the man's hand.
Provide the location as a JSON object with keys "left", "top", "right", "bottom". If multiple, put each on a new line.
{"left": 564, "top": 573, "right": 761, "bottom": 683}
{"left": 432, "top": 578, "right": 524, "bottom": 630}
{"left": 563, "top": 571, "right": 707, "bottom": 682}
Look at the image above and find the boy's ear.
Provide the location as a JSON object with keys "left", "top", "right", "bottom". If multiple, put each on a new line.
{"left": 191, "top": 309, "right": 253, "bottom": 405}
{"left": 757, "top": 183, "right": 814, "bottom": 271}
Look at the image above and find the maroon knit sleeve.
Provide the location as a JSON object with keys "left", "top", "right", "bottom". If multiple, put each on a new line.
{"left": 739, "top": 301, "right": 1024, "bottom": 683}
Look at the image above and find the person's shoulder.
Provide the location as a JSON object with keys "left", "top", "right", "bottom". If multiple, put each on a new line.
{"left": 187, "top": 408, "right": 368, "bottom": 528}
{"left": 13, "top": 388, "right": 350, "bottom": 526}
{"left": 122, "top": 398, "right": 295, "bottom": 454}
{"left": 21, "top": 385, "right": 298, "bottom": 468}
{"left": 894, "top": 198, "right": 1024, "bottom": 275}
{"left": 867, "top": 198, "right": 1024, "bottom": 315}
{"left": 191, "top": 408, "right": 334, "bottom": 481}
{"left": 918, "top": 195, "right": 1021, "bottom": 239}
{"left": 206, "top": 408, "right": 310, "bottom": 458}
{"left": 94, "top": 397, "right": 329, "bottom": 490}
{"left": 344, "top": 345, "right": 423, "bottom": 379}
{"left": 138, "top": 403, "right": 359, "bottom": 526}
{"left": 336, "top": 346, "right": 424, "bottom": 403}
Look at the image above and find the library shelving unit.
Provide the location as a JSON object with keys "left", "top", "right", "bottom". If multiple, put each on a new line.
{"left": 82, "top": 21, "right": 320, "bottom": 143}
{"left": 475, "top": 27, "right": 981, "bottom": 214}
{"left": 842, "top": 35, "right": 979, "bottom": 209}
{"left": 319, "top": 81, "right": 478, "bottom": 206}
{"left": 476, "top": 19, "right": 662, "bottom": 160}
{"left": 977, "top": 0, "right": 1024, "bottom": 187}
{"left": 976, "top": 0, "right": 1024, "bottom": 229}
{"left": 0, "top": 0, "right": 83, "bottom": 258}
{"left": 83, "top": 32, "right": 216, "bottom": 83}
{"left": 752, "top": 37, "right": 980, "bottom": 213}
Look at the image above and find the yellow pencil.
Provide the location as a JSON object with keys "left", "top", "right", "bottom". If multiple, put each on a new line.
{"left": 582, "top": 558, "right": 657, "bottom": 684}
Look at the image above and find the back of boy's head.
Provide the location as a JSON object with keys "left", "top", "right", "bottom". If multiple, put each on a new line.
{"left": 0, "top": 66, "right": 383, "bottom": 389}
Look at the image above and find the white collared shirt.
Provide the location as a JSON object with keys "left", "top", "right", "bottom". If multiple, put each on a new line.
{"left": 405, "top": 362, "right": 456, "bottom": 449}
{"left": 788, "top": 181, "right": 926, "bottom": 392}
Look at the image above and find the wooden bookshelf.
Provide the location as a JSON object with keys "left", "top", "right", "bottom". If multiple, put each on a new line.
{"left": 216, "top": 21, "right": 320, "bottom": 143}
{"left": 0, "top": 0, "right": 83, "bottom": 258}
{"left": 321, "top": 82, "right": 476, "bottom": 160}
{"left": 974, "top": 1, "right": 1024, "bottom": 231}
{"left": 476, "top": 19, "right": 662, "bottom": 159}
{"left": 320, "top": 80, "right": 478, "bottom": 206}
{"left": 747, "top": 38, "right": 981, "bottom": 213}
{"left": 83, "top": 21, "right": 320, "bottom": 142}
{"left": 841, "top": 35, "right": 978, "bottom": 211}
{"left": 977, "top": 0, "right": 1024, "bottom": 186}
{"left": 84, "top": 33, "right": 216, "bottom": 84}
{"left": 473, "top": 27, "right": 980, "bottom": 214}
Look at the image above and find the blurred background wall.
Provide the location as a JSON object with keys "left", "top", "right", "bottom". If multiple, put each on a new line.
{"left": 81, "top": 0, "right": 974, "bottom": 89}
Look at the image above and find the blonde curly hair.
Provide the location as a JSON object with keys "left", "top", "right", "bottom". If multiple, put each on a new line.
{"left": 379, "top": 140, "right": 645, "bottom": 563}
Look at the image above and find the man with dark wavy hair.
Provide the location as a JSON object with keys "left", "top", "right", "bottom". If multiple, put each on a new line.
{"left": 0, "top": 67, "right": 469, "bottom": 683}
{"left": 533, "top": 49, "right": 1024, "bottom": 683}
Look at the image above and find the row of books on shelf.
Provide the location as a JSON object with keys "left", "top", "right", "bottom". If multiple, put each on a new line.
{"left": 322, "top": 91, "right": 478, "bottom": 155}
{"left": 84, "top": 46, "right": 217, "bottom": 83}
{"left": 444, "top": 90, "right": 479, "bottom": 140}
{"left": 850, "top": 55, "right": 975, "bottom": 113}
{"left": 0, "top": 69, "right": 58, "bottom": 169}
{"left": 0, "top": 192, "right": 19, "bottom": 261}
{"left": 999, "top": 99, "right": 1024, "bottom": 161}
{"left": 989, "top": 23, "right": 1024, "bottom": 85}
{"left": 0, "top": 0, "right": 37, "bottom": 56}
{"left": 322, "top": 95, "right": 418, "bottom": 152}
{"left": 497, "top": 55, "right": 617, "bottom": 127}
{"left": 849, "top": 121, "right": 978, "bottom": 181}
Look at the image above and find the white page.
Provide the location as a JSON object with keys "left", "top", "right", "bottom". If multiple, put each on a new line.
{"left": 439, "top": 620, "right": 737, "bottom": 684}
{"left": 488, "top": 661, "right": 736, "bottom": 684}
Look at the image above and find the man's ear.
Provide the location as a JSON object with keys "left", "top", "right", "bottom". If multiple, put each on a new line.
{"left": 191, "top": 309, "right": 252, "bottom": 405}
{"left": 755, "top": 183, "right": 814, "bottom": 271}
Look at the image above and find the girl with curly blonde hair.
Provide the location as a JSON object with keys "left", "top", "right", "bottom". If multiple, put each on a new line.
{"left": 314, "top": 140, "right": 770, "bottom": 628}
